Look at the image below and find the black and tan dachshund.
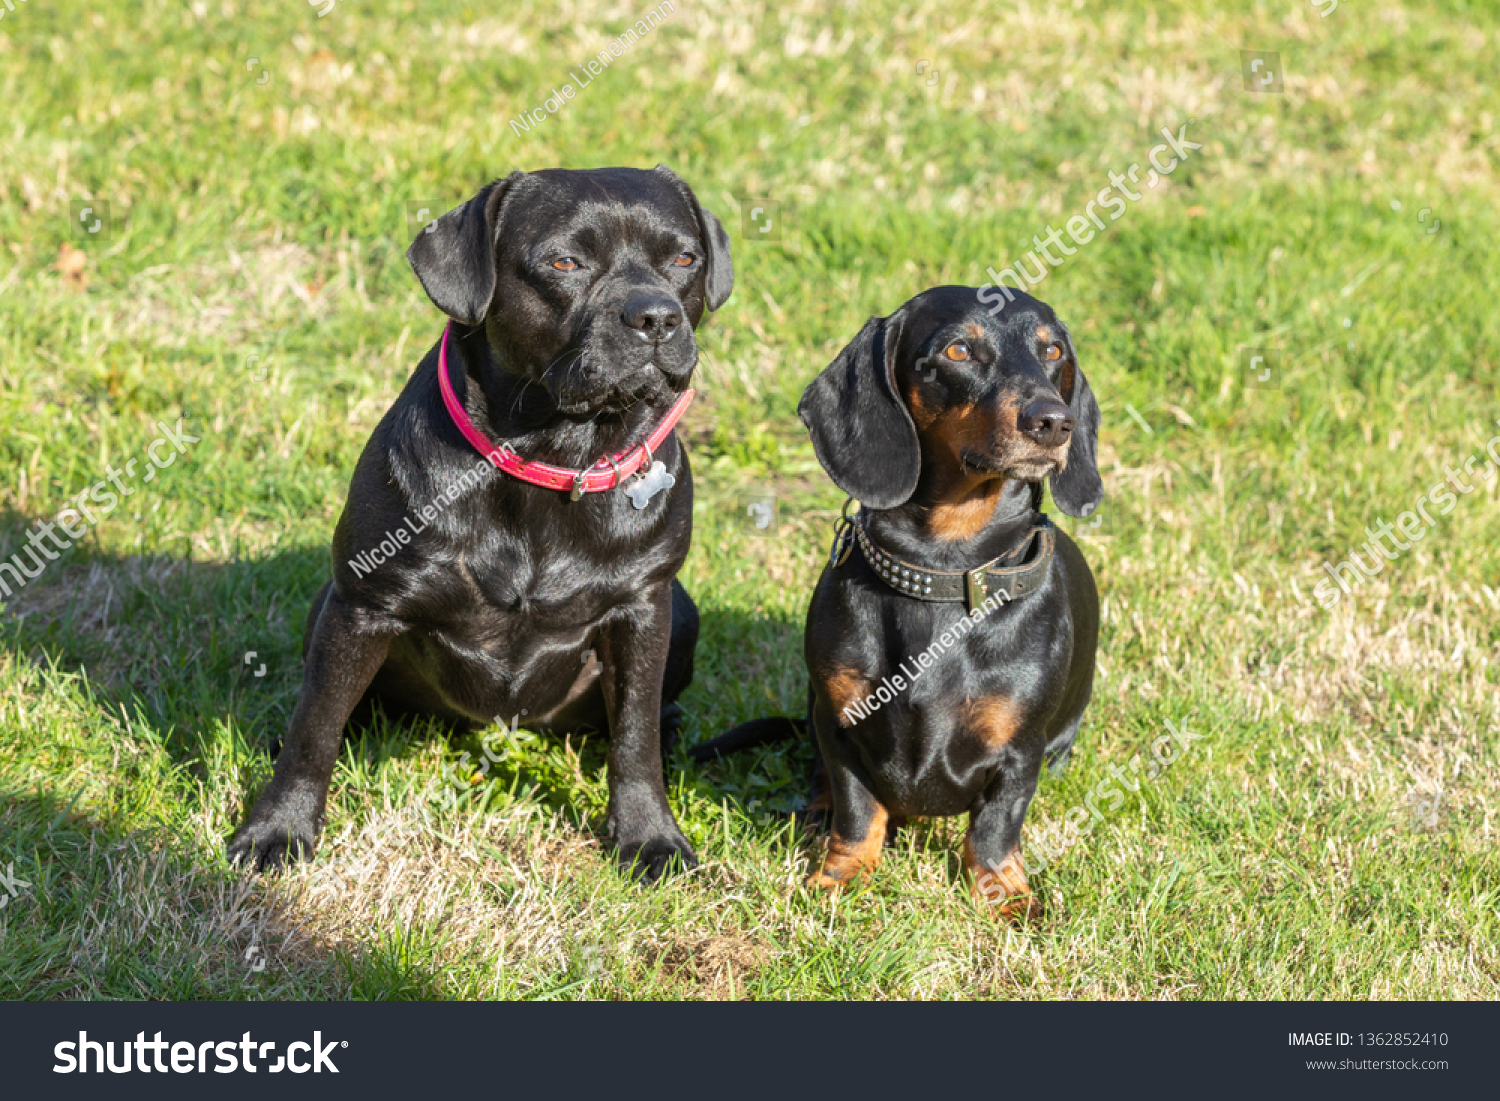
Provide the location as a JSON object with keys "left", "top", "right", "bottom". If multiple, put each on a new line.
{"left": 229, "top": 166, "right": 731, "bottom": 882}
{"left": 693, "top": 285, "right": 1101, "bottom": 920}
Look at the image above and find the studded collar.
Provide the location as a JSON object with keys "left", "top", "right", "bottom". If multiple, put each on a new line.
{"left": 829, "top": 503, "right": 1055, "bottom": 612}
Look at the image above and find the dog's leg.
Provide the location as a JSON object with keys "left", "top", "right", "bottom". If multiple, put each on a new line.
{"left": 806, "top": 703, "right": 889, "bottom": 889}
{"left": 301, "top": 578, "right": 333, "bottom": 659}
{"left": 228, "top": 586, "right": 391, "bottom": 872}
{"left": 266, "top": 578, "right": 339, "bottom": 755}
{"left": 966, "top": 748, "right": 1045, "bottom": 923}
{"left": 597, "top": 581, "right": 698, "bottom": 882}
{"left": 657, "top": 578, "right": 699, "bottom": 763}
{"left": 1043, "top": 710, "right": 1085, "bottom": 776}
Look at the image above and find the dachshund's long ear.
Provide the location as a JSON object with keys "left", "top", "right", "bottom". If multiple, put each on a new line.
{"left": 654, "top": 164, "right": 733, "bottom": 311}
{"left": 1047, "top": 325, "right": 1103, "bottom": 518}
{"left": 406, "top": 171, "right": 525, "bottom": 326}
{"left": 798, "top": 311, "right": 920, "bottom": 509}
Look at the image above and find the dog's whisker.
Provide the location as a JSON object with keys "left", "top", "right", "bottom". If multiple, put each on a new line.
{"left": 508, "top": 375, "right": 540, "bottom": 421}
{"left": 516, "top": 348, "right": 583, "bottom": 419}
{"left": 558, "top": 351, "right": 590, "bottom": 400}
{"left": 522, "top": 348, "right": 584, "bottom": 417}
{"left": 694, "top": 349, "right": 723, "bottom": 383}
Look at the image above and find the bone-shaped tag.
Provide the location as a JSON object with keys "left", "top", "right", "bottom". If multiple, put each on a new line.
{"left": 625, "top": 460, "right": 675, "bottom": 509}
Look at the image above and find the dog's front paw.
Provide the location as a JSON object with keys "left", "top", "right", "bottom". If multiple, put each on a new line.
{"left": 227, "top": 813, "right": 320, "bottom": 873}
{"left": 971, "top": 852, "right": 1042, "bottom": 925}
{"left": 615, "top": 831, "right": 698, "bottom": 884}
{"left": 992, "top": 894, "right": 1044, "bottom": 925}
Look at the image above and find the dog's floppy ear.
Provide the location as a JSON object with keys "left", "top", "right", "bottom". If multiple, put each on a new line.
{"left": 406, "top": 171, "right": 524, "bottom": 327}
{"left": 653, "top": 164, "right": 733, "bottom": 311}
{"left": 1047, "top": 327, "right": 1103, "bottom": 518}
{"left": 798, "top": 310, "right": 920, "bottom": 509}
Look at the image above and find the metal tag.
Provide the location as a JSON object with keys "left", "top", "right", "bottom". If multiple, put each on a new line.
{"left": 829, "top": 522, "right": 854, "bottom": 568}
{"left": 830, "top": 497, "right": 858, "bottom": 568}
{"left": 625, "top": 460, "right": 676, "bottom": 509}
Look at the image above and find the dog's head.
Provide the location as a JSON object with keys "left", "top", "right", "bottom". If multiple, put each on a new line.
{"left": 798, "top": 285, "right": 1102, "bottom": 518}
{"left": 407, "top": 165, "right": 733, "bottom": 415}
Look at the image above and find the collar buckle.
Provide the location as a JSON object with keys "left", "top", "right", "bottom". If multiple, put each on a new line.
{"left": 965, "top": 568, "right": 990, "bottom": 612}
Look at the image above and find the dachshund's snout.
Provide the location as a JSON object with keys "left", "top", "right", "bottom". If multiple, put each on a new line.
{"left": 1019, "top": 399, "right": 1073, "bottom": 449}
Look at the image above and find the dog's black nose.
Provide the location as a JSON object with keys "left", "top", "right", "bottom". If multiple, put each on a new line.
{"left": 621, "top": 295, "right": 683, "bottom": 341}
{"left": 1020, "top": 399, "right": 1074, "bottom": 448}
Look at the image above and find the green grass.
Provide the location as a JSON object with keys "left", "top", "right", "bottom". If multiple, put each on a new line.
{"left": 1, "top": 0, "right": 1497, "bottom": 999}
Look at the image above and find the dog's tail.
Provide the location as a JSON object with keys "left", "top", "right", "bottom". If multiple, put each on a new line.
{"left": 688, "top": 715, "right": 806, "bottom": 761}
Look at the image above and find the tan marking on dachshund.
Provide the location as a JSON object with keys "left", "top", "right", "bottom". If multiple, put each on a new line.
{"left": 905, "top": 396, "right": 1024, "bottom": 540}
{"left": 818, "top": 667, "right": 874, "bottom": 729}
{"left": 809, "top": 801, "right": 891, "bottom": 890}
{"left": 962, "top": 695, "right": 1024, "bottom": 748}
{"left": 966, "top": 834, "right": 1042, "bottom": 923}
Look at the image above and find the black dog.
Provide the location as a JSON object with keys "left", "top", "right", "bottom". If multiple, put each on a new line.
{"left": 229, "top": 166, "right": 732, "bottom": 882}
{"left": 693, "top": 286, "right": 1100, "bottom": 919}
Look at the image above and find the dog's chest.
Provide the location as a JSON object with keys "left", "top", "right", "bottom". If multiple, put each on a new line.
{"left": 828, "top": 600, "right": 1071, "bottom": 801}
{"left": 455, "top": 538, "right": 648, "bottom": 620}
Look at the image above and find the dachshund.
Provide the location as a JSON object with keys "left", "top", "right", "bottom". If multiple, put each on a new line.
{"left": 693, "top": 285, "right": 1100, "bottom": 920}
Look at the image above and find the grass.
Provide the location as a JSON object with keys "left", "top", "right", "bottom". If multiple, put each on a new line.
{"left": 1, "top": 0, "right": 1497, "bottom": 999}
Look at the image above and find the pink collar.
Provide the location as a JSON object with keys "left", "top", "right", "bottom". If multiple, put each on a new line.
{"left": 436, "top": 321, "right": 695, "bottom": 500}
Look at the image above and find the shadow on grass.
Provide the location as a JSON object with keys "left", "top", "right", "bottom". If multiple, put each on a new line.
{"left": 0, "top": 787, "right": 470, "bottom": 999}
{"left": 0, "top": 511, "right": 818, "bottom": 969}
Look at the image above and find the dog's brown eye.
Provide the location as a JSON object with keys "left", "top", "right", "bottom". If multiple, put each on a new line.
{"left": 674, "top": 252, "right": 696, "bottom": 267}
{"left": 552, "top": 257, "right": 579, "bottom": 271}
{"left": 944, "top": 342, "right": 971, "bottom": 362}
{"left": 1044, "top": 344, "right": 1063, "bottom": 361}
